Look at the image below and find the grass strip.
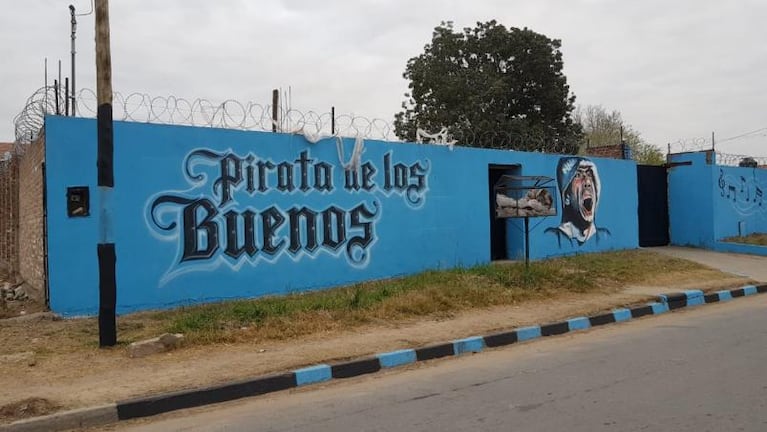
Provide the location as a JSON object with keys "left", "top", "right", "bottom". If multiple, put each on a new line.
{"left": 122, "top": 250, "right": 713, "bottom": 345}
{"left": 722, "top": 233, "right": 767, "bottom": 246}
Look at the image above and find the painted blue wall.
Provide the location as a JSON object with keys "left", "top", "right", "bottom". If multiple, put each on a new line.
{"left": 668, "top": 152, "right": 716, "bottom": 247}
{"left": 668, "top": 150, "right": 767, "bottom": 254}
{"left": 712, "top": 164, "right": 767, "bottom": 240}
{"left": 45, "top": 116, "right": 639, "bottom": 315}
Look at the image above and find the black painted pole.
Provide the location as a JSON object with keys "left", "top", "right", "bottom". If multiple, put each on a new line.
{"left": 96, "top": 0, "right": 116, "bottom": 347}
{"left": 271, "top": 89, "right": 279, "bottom": 132}
{"left": 65, "top": 77, "right": 70, "bottom": 116}
{"left": 524, "top": 216, "right": 530, "bottom": 268}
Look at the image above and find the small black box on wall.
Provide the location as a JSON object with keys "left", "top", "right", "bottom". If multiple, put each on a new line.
{"left": 67, "top": 186, "right": 89, "bottom": 217}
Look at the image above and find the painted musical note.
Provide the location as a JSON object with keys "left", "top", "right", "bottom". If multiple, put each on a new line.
{"left": 740, "top": 176, "right": 746, "bottom": 192}
{"left": 728, "top": 185, "right": 736, "bottom": 201}
{"left": 756, "top": 187, "right": 763, "bottom": 206}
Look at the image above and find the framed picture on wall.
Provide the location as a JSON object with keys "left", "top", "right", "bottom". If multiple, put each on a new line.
{"left": 494, "top": 175, "right": 557, "bottom": 218}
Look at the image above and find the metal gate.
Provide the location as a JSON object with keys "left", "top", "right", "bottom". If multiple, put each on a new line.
{"left": 637, "top": 165, "right": 669, "bottom": 247}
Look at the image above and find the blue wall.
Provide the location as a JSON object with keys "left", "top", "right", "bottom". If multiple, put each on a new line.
{"left": 45, "top": 116, "right": 639, "bottom": 315}
{"left": 712, "top": 164, "right": 767, "bottom": 240}
{"left": 668, "top": 152, "right": 716, "bottom": 247}
{"left": 668, "top": 150, "right": 767, "bottom": 252}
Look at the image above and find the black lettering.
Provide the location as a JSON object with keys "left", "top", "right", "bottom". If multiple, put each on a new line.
{"left": 314, "top": 162, "right": 333, "bottom": 192}
{"left": 277, "top": 162, "right": 295, "bottom": 192}
{"left": 246, "top": 155, "right": 256, "bottom": 194}
{"left": 346, "top": 202, "right": 378, "bottom": 263}
{"left": 184, "top": 149, "right": 224, "bottom": 183}
{"left": 362, "top": 162, "right": 376, "bottom": 191}
{"left": 394, "top": 163, "right": 408, "bottom": 190}
{"left": 287, "top": 207, "right": 319, "bottom": 254}
{"left": 406, "top": 162, "right": 428, "bottom": 205}
{"left": 322, "top": 206, "right": 346, "bottom": 250}
{"left": 344, "top": 169, "right": 361, "bottom": 191}
{"left": 261, "top": 206, "right": 286, "bottom": 256}
{"left": 213, "top": 154, "right": 242, "bottom": 207}
{"left": 256, "top": 160, "right": 275, "bottom": 193}
{"left": 384, "top": 152, "right": 393, "bottom": 190}
{"left": 224, "top": 209, "right": 258, "bottom": 259}
{"left": 296, "top": 150, "right": 313, "bottom": 192}
{"left": 181, "top": 198, "right": 219, "bottom": 261}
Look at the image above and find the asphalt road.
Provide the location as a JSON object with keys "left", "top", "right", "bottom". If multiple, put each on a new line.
{"left": 106, "top": 294, "right": 767, "bottom": 432}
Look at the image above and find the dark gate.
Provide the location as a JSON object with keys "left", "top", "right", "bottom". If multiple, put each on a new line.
{"left": 637, "top": 165, "right": 669, "bottom": 247}
{"left": 488, "top": 164, "right": 520, "bottom": 260}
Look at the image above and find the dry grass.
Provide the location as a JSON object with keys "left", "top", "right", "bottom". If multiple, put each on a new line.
{"left": 722, "top": 233, "right": 767, "bottom": 246}
{"left": 0, "top": 250, "right": 745, "bottom": 357}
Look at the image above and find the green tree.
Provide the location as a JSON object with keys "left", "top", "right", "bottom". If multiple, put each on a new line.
{"left": 394, "top": 21, "right": 582, "bottom": 153}
{"left": 575, "top": 105, "right": 665, "bottom": 165}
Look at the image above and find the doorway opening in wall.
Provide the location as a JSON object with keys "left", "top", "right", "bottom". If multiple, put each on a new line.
{"left": 637, "top": 164, "right": 670, "bottom": 247}
{"left": 488, "top": 164, "right": 522, "bottom": 260}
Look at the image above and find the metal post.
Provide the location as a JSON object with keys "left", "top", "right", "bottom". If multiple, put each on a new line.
{"left": 69, "top": 5, "right": 77, "bottom": 116}
{"left": 54, "top": 80, "right": 60, "bottom": 115}
{"left": 331, "top": 106, "right": 335, "bottom": 135}
{"left": 524, "top": 216, "right": 530, "bottom": 268}
{"left": 65, "top": 77, "right": 70, "bottom": 116}
{"left": 44, "top": 58, "right": 48, "bottom": 109}
{"left": 271, "top": 89, "right": 279, "bottom": 132}
{"left": 96, "top": 0, "right": 116, "bottom": 347}
{"left": 712, "top": 131, "right": 715, "bottom": 151}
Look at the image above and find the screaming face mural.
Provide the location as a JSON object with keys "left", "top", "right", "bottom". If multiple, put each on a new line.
{"left": 547, "top": 156, "right": 610, "bottom": 245}
{"left": 147, "top": 148, "right": 430, "bottom": 284}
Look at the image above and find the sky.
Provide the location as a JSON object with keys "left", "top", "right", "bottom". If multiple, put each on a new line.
{"left": 1, "top": 0, "right": 766, "bottom": 156}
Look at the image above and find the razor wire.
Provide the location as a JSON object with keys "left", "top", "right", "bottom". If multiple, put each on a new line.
{"left": 12, "top": 86, "right": 58, "bottom": 151}
{"left": 667, "top": 137, "right": 713, "bottom": 154}
{"left": 668, "top": 136, "right": 767, "bottom": 167}
{"left": 13, "top": 86, "right": 584, "bottom": 153}
{"left": 13, "top": 86, "right": 401, "bottom": 145}
{"left": 715, "top": 152, "right": 767, "bottom": 168}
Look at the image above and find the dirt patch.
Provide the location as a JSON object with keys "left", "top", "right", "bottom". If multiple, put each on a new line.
{"left": 0, "top": 397, "right": 60, "bottom": 421}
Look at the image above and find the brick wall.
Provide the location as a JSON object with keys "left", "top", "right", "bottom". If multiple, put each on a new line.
{"left": 16, "top": 137, "right": 46, "bottom": 302}
{"left": 0, "top": 154, "right": 19, "bottom": 277}
{"left": 584, "top": 144, "right": 625, "bottom": 159}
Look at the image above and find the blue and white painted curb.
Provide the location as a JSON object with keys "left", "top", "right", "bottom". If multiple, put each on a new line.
{"left": 3, "top": 284, "right": 764, "bottom": 432}
{"left": 111, "top": 283, "right": 766, "bottom": 421}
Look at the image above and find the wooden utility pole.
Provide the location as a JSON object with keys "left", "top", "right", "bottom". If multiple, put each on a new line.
{"left": 95, "top": 0, "right": 116, "bottom": 347}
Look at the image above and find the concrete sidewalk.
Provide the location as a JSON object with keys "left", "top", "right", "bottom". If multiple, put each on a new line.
{"left": 649, "top": 246, "right": 767, "bottom": 281}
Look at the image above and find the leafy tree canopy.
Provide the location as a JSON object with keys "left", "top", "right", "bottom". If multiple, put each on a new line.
{"left": 575, "top": 105, "right": 665, "bottom": 165}
{"left": 394, "top": 21, "right": 582, "bottom": 153}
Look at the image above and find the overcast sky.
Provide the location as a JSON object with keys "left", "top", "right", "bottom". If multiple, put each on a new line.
{"left": 1, "top": 0, "right": 766, "bottom": 155}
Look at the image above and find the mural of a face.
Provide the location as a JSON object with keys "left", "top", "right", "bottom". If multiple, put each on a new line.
{"left": 556, "top": 157, "right": 602, "bottom": 244}
{"left": 569, "top": 164, "right": 597, "bottom": 223}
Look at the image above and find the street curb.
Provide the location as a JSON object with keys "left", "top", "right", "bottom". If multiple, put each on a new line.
{"left": 0, "top": 404, "right": 117, "bottom": 432}
{"left": 3, "top": 283, "right": 765, "bottom": 431}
